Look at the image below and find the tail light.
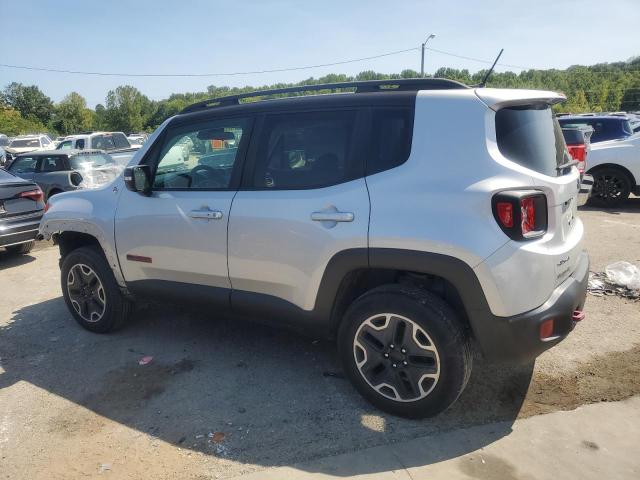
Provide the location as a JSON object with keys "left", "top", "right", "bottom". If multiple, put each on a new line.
{"left": 492, "top": 191, "right": 547, "bottom": 240}
{"left": 567, "top": 144, "right": 587, "bottom": 173}
{"left": 18, "top": 188, "right": 44, "bottom": 203}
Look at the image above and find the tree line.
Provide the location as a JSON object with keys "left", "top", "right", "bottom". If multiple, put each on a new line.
{"left": 1, "top": 57, "right": 639, "bottom": 137}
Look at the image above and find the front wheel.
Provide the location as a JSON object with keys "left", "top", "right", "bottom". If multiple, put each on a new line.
{"left": 61, "top": 246, "right": 131, "bottom": 333}
{"left": 589, "top": 167, "right": 631, "bottom": 207}
{"left": 338, "top": 285, "right": 472, "bottom": 418}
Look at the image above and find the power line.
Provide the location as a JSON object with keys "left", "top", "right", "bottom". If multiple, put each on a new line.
{"left": 1, "top": 45, "right": 638, "bottom": 78}
{"left": 0, "top": 47, "right": 419, "bottom": 78}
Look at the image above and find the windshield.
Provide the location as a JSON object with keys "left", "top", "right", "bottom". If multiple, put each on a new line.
{"left": 10, "top": 138, "right": 40, "bottom": 148}
{"left": 496, "top": 105, "right": 568, "bottom": 177}
{"left": 69, "top": 153, "right": 114, "bottom": 170}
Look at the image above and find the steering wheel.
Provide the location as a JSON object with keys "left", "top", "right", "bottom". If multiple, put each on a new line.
{"left": 191, "top": 164, "right": 226, "bottom": 188}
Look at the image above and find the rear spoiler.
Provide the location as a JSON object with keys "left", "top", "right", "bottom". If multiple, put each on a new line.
{"left": 475, "top": 88, "right": 566, "bottom": 111}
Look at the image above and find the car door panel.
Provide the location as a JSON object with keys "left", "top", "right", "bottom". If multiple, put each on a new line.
{"left": 228, "top": 109, "right": 369, "bottom": 312}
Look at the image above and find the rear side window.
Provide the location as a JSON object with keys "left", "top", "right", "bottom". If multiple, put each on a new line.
{"left": 252, "top": 110, "right": 357, "bottom": 189}
{"left": 39, "top": 156, "right": 65, "bottom": 172}
{"left": 112, "top": 133, "right": 130, "bottom": 149}
{"left": 366, "top": 107, "right": 413, "bottom": 175}
{"left": 92, "top": 135, "right": 115, "bottom": 150}
{"left": 496, "top": 106, "right": 567, "bottom": 177}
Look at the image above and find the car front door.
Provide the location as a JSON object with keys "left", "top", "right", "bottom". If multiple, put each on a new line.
{"left": 114, "top": 115, "right": 253, "bottom": 302}
{"left": 228, "top": 109, "right": 370, "bottom": 317}
{"left": 7, "top": 156, "right": 38, "bottom": 181}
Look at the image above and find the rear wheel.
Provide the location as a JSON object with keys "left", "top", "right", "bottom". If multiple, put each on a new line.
{"left": 589, "top": 167, "right": 632, "bottom": 207}
{"left": 5, "top": 241, "right": 35, "bottom": 255}
{"left": 61, "top": 246, "right": 131, "bottom": 333}
{"left": 338, "top": 285, "right": 472, "bottom": 418}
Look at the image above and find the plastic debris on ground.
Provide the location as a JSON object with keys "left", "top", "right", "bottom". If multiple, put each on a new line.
{"left": 138, "top": 356, "right": 153, "bottom": 365}
{"left": 588, "top": 264, "right": 640, "bottom": 300}
{"left": 605, "top": 261, "right": 640, "bottom": 290}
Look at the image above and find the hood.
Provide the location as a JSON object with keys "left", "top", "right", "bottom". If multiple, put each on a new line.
{"left": 6, "top": 146, "right": 40, "bottom": 154}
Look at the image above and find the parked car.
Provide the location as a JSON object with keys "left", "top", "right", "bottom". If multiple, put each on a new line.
{"left": 57, "top": 132, "right": 140, "bottom": 165}
{"left": 127, "top": 133, "right": 148, "bottom": 147}
{"left": 558, "top": 115, "right": 634, "bottom": 144}
{"left": 7, "top": 149, "right": 120, "bottom": 200}
{"left": 4, "top": 134, "right": 55, "bottom": 164}
{"left": 0, "top": 168, "right": 44, "bottom": 255}
{"left": 562, "top": 125, "right": 594, "bottom": 206}
{"left": 559, "top": 116, "right": 639, "bottom": 206}
{"left": 40, "top": 79, "right": 588, "bottom": 418}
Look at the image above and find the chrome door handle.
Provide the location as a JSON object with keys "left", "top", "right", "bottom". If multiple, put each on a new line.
{"left": 188, "top": 208, "right": 223, "bottom": 220}
{"left": 311, "top": 211, "right": 354, "bottom": 222}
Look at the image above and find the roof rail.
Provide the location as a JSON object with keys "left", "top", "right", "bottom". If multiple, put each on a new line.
{"left": 180, "top": 78, "right": 468, "bottom": 114}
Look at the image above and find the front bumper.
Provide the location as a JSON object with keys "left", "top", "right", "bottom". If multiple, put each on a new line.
{"left": 0, "top": 212, "right": 43, "bottom": 247}
{"left": 478, "top": 250, "right": 589, "bottom": 362}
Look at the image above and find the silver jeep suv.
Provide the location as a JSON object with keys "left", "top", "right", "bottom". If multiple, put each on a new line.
{"left": 40, "top": 79, "right": 589, "bottom": 418}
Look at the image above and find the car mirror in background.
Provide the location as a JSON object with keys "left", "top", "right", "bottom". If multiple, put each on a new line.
{"left": 197, "top": 129, "right": 235, "bottom": 141}
{"left": 124, "top": 165, "right": 151, "bottom": 196}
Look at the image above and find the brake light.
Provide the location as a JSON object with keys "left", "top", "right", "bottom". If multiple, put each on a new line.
{"left": 520, "top": 197, "right": 535, "bottom": 234}
{"left": 567, "top": 144, "right": 587, "bottom": 173}
{"left": 18, "top": 188, "right": 44, "bottom": 202}
{"left": 496, "top": 202, "right": 514, "bottom": 228}
{"left": 492, "top": 191, "right": 547, "bottom": 240}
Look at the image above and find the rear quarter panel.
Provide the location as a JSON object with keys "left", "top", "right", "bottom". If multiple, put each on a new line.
{"left": 586, "top": 135, "right": 640, "bottom": 186}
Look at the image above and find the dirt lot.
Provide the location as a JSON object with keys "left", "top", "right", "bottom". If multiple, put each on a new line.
{"left": 1, "top": 200, "right": 639, "bottom": 479}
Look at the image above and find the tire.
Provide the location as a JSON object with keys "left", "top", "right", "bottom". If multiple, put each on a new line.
{"left": 60, "top": 246, "right": 131, "bottom": 333}
{"left": 338, "top": 284, "right": 472, "bottom": 419}
{"left": 589, "top": 167, "right": 632, "bottom": 208}
{"left": 5, "top": 241, "right": 35, "bottom": 255}
{"left": 47, "top": 189, "right": 62, "bottom": 200}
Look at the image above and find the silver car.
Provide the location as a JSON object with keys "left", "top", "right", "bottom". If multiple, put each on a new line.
{"left": 7, "top": 149, "right": 121, "bottom": 200}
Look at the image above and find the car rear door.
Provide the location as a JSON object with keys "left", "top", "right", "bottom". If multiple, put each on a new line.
{"left": 228, "top": 109, "right": 369, "bottom": 316}
{"left": 35, "top": 155, "right": 67, "bottom": 196}
{"left": 114, "top": 115, "right": 253, "bottom": 303}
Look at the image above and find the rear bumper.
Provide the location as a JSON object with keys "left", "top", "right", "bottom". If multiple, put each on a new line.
{"left": 477, "top": 250, "right": 589, "bottom": 362}
{"left": 0, "top": 212, "right": 43, "bottom": 247}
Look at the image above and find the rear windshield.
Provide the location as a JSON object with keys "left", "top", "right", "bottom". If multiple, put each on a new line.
{"left": 69, "top": 153, "right": 114, "bottom": 169}
{"left": 561, "top": 128, "right": 584, "bottom": 145}
{"left": 10, "top": 138, "right": 40, "bottom": 148}
{"left": 496, "top": 105, "right": 567, "bottom": 177}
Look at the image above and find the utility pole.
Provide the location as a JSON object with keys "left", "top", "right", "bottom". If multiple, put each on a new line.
{"left": 421, "top": 34, "right": 436, "bottom": 77}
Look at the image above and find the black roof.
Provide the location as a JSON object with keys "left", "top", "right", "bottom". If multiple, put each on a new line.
{"left": 179, "top": 78, "right": 468, "bottom": 116}
{"left": 14, "top": 149, "right": 106, "bottom": 157}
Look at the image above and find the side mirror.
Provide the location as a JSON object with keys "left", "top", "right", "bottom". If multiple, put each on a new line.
{"left": 124, "top": 165, "right": 151, "bottom": 195}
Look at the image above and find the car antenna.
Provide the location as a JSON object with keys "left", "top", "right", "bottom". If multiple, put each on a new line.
{"left": 478, "top": 48, "right": 504, "bottom": 87}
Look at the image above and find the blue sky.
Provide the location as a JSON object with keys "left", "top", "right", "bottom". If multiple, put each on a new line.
{"left": 1, "top": 0, "right": 638, "bottom": 107}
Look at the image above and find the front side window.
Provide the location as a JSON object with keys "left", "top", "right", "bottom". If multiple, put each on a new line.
{"left": 253, "top": 110, "right": 356, "bottom": 189}
{"left": 152, "top": 117, "right": 249, "bottom": 190}
{"left": 57, "top": 140, "right": 73, "bottom": 150}
{"left": 9, "top": 156, "right": 38, "bottom": 174}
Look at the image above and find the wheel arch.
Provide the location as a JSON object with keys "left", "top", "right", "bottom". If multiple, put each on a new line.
{"left": 320, "top": 248, "right": 492, "bottom": 345}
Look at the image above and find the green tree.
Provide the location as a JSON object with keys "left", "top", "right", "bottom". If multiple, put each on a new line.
{"left": 0, "top": 106, "right": 47, "bottom": 136}
{"left": 620, "top": 84, "right": 640, "bottom": 111}
{"left": 103, "top": 85, "right": 153, "bottom": 132}
{"left": 52, "top": 92, "right": 93, "bottom": 135}
{"left": 1, "top": 82, "right": 54, "bottom": 125}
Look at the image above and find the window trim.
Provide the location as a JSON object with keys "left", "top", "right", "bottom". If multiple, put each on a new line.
{"left": 240, "top": 107, "right": 367, "bottom": 191}
{"left": 141, "top": 114, "right": 255, "bottom": 192}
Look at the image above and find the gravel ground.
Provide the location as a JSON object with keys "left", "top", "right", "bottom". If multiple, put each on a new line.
{"left": 1, "top": 200, "right": 639, "bottom": 479}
